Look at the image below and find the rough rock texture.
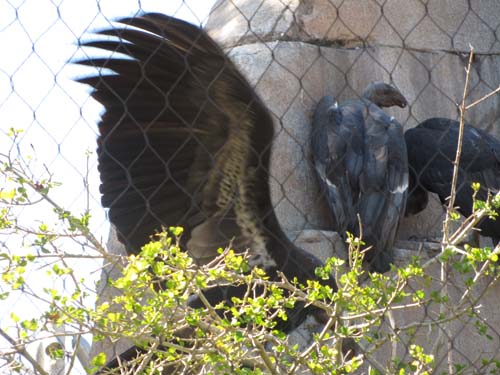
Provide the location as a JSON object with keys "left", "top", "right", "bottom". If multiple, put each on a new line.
{"left": 223, "top": 39, "right": 500, "bottom": 241}
{"left": 92, "top": 0, "right": 500, "bottom": 371}
{"left": 205, "top": 0, "right": 500, "bottom": 371}
{"left": 376, "top": 253, "right": 500, "bottom": 373}
{"left": 207, "top": 0, "right": 500, "bottom": 54}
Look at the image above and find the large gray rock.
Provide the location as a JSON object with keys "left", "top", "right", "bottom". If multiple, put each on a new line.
{"left": 207, "top": 0, "right": 500, "bottom": 54}
{"left": 369, "top": 255, "right": 500, "bottom": 373}
{"left": 225, "top": 39, "right": 500, "bottom": 241}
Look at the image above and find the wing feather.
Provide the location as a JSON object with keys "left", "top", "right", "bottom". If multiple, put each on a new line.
{"left": 76, "top": 14, "right": 275, "bottom": 260}
{"left": 406, "top": 118, "right": 500, "bottom": 243}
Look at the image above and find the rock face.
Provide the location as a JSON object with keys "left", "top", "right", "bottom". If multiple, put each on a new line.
{"left": 207, "top": 0, "right": 500, "bottom": 54}
{"left": 93, "top": 0, "right": 500, "bottom": 371}
{"left": 386, "top": 253, "right": 500, "bottom": 374}
{"left": 204, "top": 0, "right": 500, "bottom": 372}
{"left": 206, "top": 0, "right": 500, "bottom": 242}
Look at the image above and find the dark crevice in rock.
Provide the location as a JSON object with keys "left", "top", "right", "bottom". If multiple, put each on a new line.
{"left": 218, "top": 33, "right": 500, "bottom": 58}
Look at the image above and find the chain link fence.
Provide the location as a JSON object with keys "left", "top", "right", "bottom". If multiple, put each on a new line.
{"left": 1, "top": 0, "right": 500, "bottom": 373}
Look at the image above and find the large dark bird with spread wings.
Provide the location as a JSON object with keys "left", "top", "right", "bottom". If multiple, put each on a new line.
{"left": 405, "top": 118, "right": 500, "bottom": 245}
{"left": 311, "top": 83, "right": 408, "bottom": 273}
{"left": 77, "top": 11, "right": 337, "bottom": 356}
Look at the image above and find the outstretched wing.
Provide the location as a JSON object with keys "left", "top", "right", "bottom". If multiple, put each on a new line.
{"left": 76, "top": 13, "right": 275, "bottom": 266}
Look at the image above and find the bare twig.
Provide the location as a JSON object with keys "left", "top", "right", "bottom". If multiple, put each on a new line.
{"left": 465, "top": 85, "right": 500, "bottom": 110}
{"left": 437, "top": 47, "right": 473, "bottom": 373}
{"left": 443, "top": 48, "right": 474, "bottom": 242}
{"left": 0, "top": 328, "right": 48, "bottom": 375}
{"left": 249, "top": 332, "right": 278, "bottom": 375}
{"left": 1, "top": 153, "right": 111, "bottom": 261}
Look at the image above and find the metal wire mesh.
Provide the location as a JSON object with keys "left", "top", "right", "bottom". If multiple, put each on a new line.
{"left": 1, "top": 0, "right": 500, "bottom": 373}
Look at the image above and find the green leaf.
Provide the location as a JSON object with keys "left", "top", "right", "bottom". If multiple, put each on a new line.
{"left": 21, "top": 319, "right": 38, "bottom": 331}
{"left": 10, "top": 312, "right": 20, "bottom": 323}
{"left": 0, "top": 189, "right": 16, "bottom": 200}
{"left": 91, "top": 352, "right": 107, "bottom": 368}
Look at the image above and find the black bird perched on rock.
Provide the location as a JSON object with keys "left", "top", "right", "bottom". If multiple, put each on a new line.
{"left": 76, "top": 12, "right": 337, "bottom": 370}
{"left": 311, "top": 82, "right": 408, "bottom": 273}
{"left": 405, "top": 117, "right": 500, "bottom": 245}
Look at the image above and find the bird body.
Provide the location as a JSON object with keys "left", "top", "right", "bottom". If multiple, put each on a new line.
{"left": 312, "top": 83, "right": 408, "bottom": 272}
{"left": 405, "top": 117, "right": 500, "bottom": 244}
{"left": 78, "top": 12, "right": 336, "bottom": 330}
{"left": 77, "top": 13, "right": 338, "bottom": 371}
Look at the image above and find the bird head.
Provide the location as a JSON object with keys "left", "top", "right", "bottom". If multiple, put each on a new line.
{"left": 362, "top": 81, "right": 408, "bottom": 108}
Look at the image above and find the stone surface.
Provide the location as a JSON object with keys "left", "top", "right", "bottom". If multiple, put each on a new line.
{"left": 289, "top": 229, "right": 346, "bottom": 262}
{"left": 364, "top": 254, "right": 500, "bottom": 373}
{"left": 227, "top": 40, "right": 500, "bottom": 240}
{"left": 206, "top": 0, "right": 500, "bottom": 53}
{"left": 206, "top": 0, "right": 300, "bottom": 47}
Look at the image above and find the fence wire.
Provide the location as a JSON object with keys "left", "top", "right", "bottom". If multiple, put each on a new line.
{"left": 1, "top": 0, "right": 500, "bottom": 374}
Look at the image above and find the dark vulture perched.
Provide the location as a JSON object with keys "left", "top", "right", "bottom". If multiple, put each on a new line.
{"left": 311, "top": 83, "right": 408, "bottom": 273}
{"left": 76, "top": 12, "right": 337, "bottom": 371}
{"left": 405, "top": 117, "right": 500, "bottom": 245}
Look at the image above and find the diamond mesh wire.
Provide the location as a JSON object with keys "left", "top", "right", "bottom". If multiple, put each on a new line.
{"left": 1, "top": 0, "right": 500, "bottom": 373}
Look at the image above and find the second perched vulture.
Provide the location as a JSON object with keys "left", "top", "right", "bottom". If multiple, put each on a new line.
{"left": 405, "top": 117, "right": 500, "bottom": 245}
{"left": 77, "top": 13, "right": 337, "bottom": 336}
{"left": 311, "top": 83, "right": 408, "bottom": 273}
